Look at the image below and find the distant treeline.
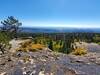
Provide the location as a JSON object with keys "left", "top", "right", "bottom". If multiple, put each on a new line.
{"left": 18, "top": 32, "right": 100, "bottom": 43}
{"left": 16, "top": 32, "right": 100, "bottom": 54}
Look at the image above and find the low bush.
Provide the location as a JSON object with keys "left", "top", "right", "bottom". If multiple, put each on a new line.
{"left": 0, "top": 32, "right": 11, "bottom": 54}
{"left": 17, "top": 40, "right": 45, "bottom": 52}
{"left": 73, "top": 48, "right": 87, "bottom": 55}
{"left": 31, "top": 44, "right": 45, "bottom": 50}
{"left": 0, "top": 32, "right": 11, "bottom": 44}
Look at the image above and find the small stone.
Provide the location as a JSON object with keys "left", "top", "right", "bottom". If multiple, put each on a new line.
{"left": 0, "top": 72, "right": 6, "bottom": 75}
{"left": 17, "top": 53, "right": 21, "bottom": 57}
{"left": 23, "top": 71, "right": 26, "bottom": 75}
{"left": 30, "top": 70, "right": 36, "bottom": 75}
{"left": 0, "top": 62, "right": 5, "bottom": 65}
{"left": 13, "top": 67, "right": 23, "bottom": 75}
{"left": 87, "top": 63, "right": 91, "bottom": 65}
{"left": 96, "top": 60, "right": 100, "bottom": 65}
{"left": 33, "top": 64, "right": 36, "bottom": 68}
{"left": 41, "top": 59, "right": 46, "bottom": 62}
{"left": 29, "top": 58, "right": 34, "bottom": 64}
{"left": 8, "top": 57, "right": 12, "bottom": 62}
{"left": 39, "top": 71, "right": 45, "bottom": 75}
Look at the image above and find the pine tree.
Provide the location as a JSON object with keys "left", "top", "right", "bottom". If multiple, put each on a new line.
{"left": 1, "top": 16, "right": 22, "bottom": 38}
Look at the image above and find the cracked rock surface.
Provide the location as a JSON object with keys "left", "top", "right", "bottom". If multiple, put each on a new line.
{"left": 0, "top": 40, "right": 100, "bottom": 75}
{"left": 0, "top": 50, "right": 100, "bottom": 75}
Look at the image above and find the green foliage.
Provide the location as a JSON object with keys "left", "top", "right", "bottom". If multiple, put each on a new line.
{"left": 33, "top": 37, "right": 50, "bottom": 45}
{"left": 0, "top": 32, "right": 11, "bottom": 44}
{"left": 48, "top": 40, "right": 53, "bottom": 50}
{"left": 61, "top": 41, "right": 72, "bottom": 54}
{"left": 17, "top": 33, "right": 100, "bottom": 54}
{"left": 97, "top": 42, "right": 100, "bottom": 45}
{"left": 32, "top": 36, "right": 73, "bottom": 54}
{"left": 0, "top": 32, "right": 11, "bottom": 54}
{"left": 53, "top": 40, "right": 63, "bottom": 52}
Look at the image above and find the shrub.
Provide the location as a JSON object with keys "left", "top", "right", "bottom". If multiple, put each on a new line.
{"left": 53, "top": 43, "right": 63, "bottom": 52}
{"left": 0, "top": 32, "right": 11, "bottom": 44}
{"left": 0, "top": 32, "right": 11, "bottom": 54}
{"left": 17, "top": 40, "right": 45, "bottom": 52}
{"left": 31, "top": 44, "right": 45, "bottom": 50}
{"left": 20, "top": 40, "right": 32, "bottom": 47}
{"left": 73, "top": 48, "right": 87, "bottom": 55}
{"left": 48, "top": 40, "right": 53, "bottom": 50}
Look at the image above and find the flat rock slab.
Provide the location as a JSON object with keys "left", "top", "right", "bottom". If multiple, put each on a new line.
{"left": 0, "top": 49, "right": 100, "bottom": 75}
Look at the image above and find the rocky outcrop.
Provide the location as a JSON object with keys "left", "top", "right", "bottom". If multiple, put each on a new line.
{"left": 0, "top": 50, "right": 76, "bottom": 75}
{"left": 0, "top": 40, "right": 99, "bottom": 75}
{"left": 75, "top": 42, "right": 100, "bottom": 52}
{"left": 0, "top": 49, "right": 100, "bottom": 75}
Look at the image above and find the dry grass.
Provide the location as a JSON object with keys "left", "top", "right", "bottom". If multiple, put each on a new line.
{"left": 72, "top": 48, "right": 87, "bottom": 55}
{"left": 31, "top": 44, "right": 45, "bottom": 49}
{"left": 17, "top": 40, "right": 45, "bottom": 52}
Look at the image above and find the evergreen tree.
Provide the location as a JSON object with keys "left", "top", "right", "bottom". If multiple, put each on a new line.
{"left": 1, "top": 16, "right": 22, "bottom": 38}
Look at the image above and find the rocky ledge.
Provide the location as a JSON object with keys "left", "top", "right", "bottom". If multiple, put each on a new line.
{"left": 0, "top": 49, "right": 100, "bottom": 75}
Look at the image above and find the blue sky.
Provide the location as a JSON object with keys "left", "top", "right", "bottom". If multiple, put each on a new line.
{"left": 0, "top": 0, "right": 100, "bottom": 28}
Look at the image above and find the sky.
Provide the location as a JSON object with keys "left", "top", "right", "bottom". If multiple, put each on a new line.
{"left": 0, "top": 0, "right": 100, "bottom": 28}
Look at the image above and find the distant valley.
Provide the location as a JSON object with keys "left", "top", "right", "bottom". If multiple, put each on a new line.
{"left": 21, "top": 27, "right": 100, "bottom": 33}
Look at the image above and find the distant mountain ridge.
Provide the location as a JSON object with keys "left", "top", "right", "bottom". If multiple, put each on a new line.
{"left": 21, "top": 27, "right": 100, "bottom": 33}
